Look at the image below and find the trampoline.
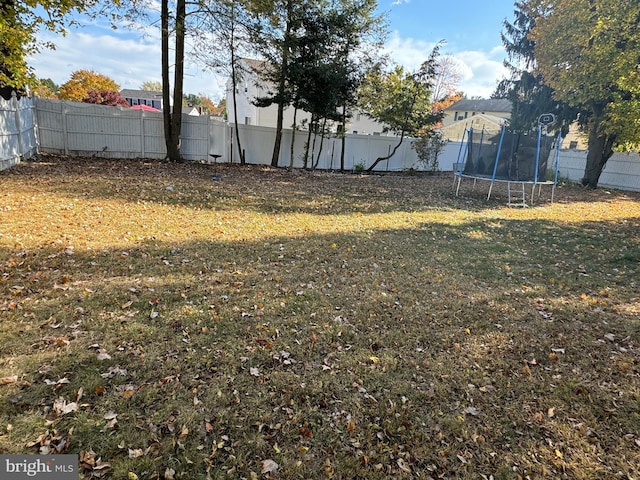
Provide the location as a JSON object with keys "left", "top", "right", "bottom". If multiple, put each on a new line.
{"left": 454, "top": 119, "right": 562, "bottom": 206}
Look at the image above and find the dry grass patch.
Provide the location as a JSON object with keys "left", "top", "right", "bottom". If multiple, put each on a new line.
{"left": 1, "top": 156, "right": 639, "bottom": 479}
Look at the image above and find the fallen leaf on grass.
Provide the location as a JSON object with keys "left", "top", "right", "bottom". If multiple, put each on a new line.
{"left": 118, "top": 384, "right": 137, "bottom": 398}
{"left": 53, "top": 397, "right": 78, "bottom": 416}
{"left": 249, "top": 367, "right": 261, "bottom": 377}
{"left": 463, "top": 406, "right": 480, "bottom": 416}
{"left": 42, "top": 336, "right": 71, "bottom": 346}
{"left": 261, "top": 459, "right": 279, "bottom": 475}
{"left": 397, "top": 458, "right": 412, "bottom": 472}
{"left": 0, "top": 376, "right": 18, "bottom": 385}
{"left": 128, "top": 448, "right": 144, "bottom": 458}
{"left": 96, "top": 349, "right": 111, "bottom": 361}
{"left": 346, "top": 419, "right": 356, "bottom": 434}
{"left": 104, "top": 412, "right": 118, "bottom": 428}
{"left": 44, "top": 377, "right": 70, "bottom": 386}
{"left": 26, "top": 430, "right": 70, "bottom": 454}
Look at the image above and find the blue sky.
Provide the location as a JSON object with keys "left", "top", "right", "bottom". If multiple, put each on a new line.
{"left": 29, "top": 0, "right": 517, "bottom": 101}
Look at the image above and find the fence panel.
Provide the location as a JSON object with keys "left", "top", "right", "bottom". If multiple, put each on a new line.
{"left": 35, "top": 98, "right": 209, "bottom": 160}
{"left": 555, "top": 149, "right": 640, "bottom": 192}
{"left": 0, "top": 95, "right": 37, "bottom": 170}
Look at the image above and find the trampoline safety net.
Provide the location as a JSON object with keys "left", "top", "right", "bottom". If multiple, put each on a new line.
{"left": 463, "top": 129, "right": 555, "bottom": 182}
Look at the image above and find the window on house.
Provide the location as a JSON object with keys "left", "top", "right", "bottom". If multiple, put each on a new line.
{"left": 244, "top": 117, "right": 251, "bottom": 125}
{"left": 454, "top": 112, "right": 459, "bottom": 121}
{"left": 464, "top": 112, "right": 468, "bottom": 119}
{"left": 569, "top": 141, "right": 578, "bottom": 149}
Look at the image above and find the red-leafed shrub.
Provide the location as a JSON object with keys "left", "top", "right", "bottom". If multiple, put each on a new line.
{"left": 83, "top": 89, "right": 129, "bottom": 107}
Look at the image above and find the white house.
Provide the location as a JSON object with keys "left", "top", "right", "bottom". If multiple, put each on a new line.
{"left": 226, "top": 58, "right": 392, "bottom": 135}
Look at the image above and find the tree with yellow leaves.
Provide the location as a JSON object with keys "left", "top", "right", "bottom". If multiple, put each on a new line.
{"left": 531, "top": 0, "right": 640, "bottom": 187}
{"left": 58, "top": 70, "right": 121, "bottom": 102}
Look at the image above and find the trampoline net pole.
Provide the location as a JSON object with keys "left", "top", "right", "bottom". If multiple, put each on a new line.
{"left": 488, "top": 126, "right": 506, "bottom": 200}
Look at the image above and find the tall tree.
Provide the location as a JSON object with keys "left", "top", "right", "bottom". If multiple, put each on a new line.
{"left": 161, "top": 0, "right": 186, "bottom": 162}
{"left": 531, "top": 0, "right": 640, "bottom": 187}
{"left": 197, "top": 0, "right": 253, "bottom": 164}
{"left": 0, "top": 0, "right": 87, "bottom": 99}
{"left": 431, "top": 54, "right": 462, "bottom": 104}
{"left": 59, "top": 70, "right": 121, "bottom": 102}
{"left": 33, "top": 78, "right": 60, "bottom": 98}
{"left": 494, "top": 1, "right": 577, "bottom": 134}
{"left": 248, "top": 0, "right": 384, "bottom": 168}
{"left": 140, "top": 80, "right": 163, "bottom": 91}
{"left": 249, "top": 0, "right": 301, "bottom": 167}
{"left": 358, "top": 44, "right": 443, "bottom": 172}
{"left": 333, "top": 0, "right": 386, "bottom": 172}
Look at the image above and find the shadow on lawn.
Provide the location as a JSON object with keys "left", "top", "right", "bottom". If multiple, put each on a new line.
{"left": 1, "top": 216, "right": 638, "bottom": 478}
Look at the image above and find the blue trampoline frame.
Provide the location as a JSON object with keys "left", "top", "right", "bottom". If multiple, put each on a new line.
{"left": 454, "top": 124, "right": 563, "bottom": 206}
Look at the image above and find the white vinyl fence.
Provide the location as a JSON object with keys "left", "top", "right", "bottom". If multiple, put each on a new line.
{"left": 35, "top": 98, "right": 211, "bottom": 161}
{"left": 554, "top": 149, "right": 640, "bottom": 192}
{"left": 226, "top": 123, "right": 432, "bottom": 171}
{"left": 1, "top": 97, "right": 639, "bottom": 192}
{"left": 0, "top": 94, "right": 38, "bottom": 170}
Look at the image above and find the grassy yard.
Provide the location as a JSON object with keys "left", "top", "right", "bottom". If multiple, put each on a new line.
{"left": 0, "top": 156, "right": 639, "bottom": 479}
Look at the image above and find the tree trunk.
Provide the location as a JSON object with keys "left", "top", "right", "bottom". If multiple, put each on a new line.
{"left": 271, "top": 103, "right": 285, "bottom": 167}
{"left": 229, "top": 6, "right": 245, "bottom": 165}
{"left": 313, "top": 118, "right": 327, "bottom": 170}
{"left": 289, "top": 106, "right": 298, "bottom": 169}
{"left": 340, "top": 104, "right": 346, "bottom": 172}
{"left": 230, "top": 64, "right": 245, "bottom": 164}
{"left": 582, "top": 120, "right": 615, "bottom": 188}
{"left": 270, "top": 0, "right": 293, "bottom": 168}
{"left": 366, "top": 131, "right": 406, "bottom": 172}
{"left": 161, "top": 0, "right": 172, "bottom": 160}
{"left": 303, "top": 115, "right": 315, "bottom": 169}
{"left": 169, "top": 0, "right": 186, "bottom": 162}
{"left": 161, "top": 0, "right": 184, "bottom": 162}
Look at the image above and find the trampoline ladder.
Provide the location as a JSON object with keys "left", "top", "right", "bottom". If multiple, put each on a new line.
{"left": 507, "top": 182, "right": 527, "bottom": 208}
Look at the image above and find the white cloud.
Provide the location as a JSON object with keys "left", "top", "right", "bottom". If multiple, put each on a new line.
{"left": 29, "top": 28, "right": 226, "bottom": 100}
{"left": 455, "top": 48, "right": 509, "bottom": 98}
{"left": 29, "top": 26, "right": 508, "bottom": 103}
{"left": 383, "top": 31, "right": 509, "bottom": 98}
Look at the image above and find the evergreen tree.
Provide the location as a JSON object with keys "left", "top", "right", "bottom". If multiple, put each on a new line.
{"left": 494, "top": 1, "right": 577, "bottom": 134}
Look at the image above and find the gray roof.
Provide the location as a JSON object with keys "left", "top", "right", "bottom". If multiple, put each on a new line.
{"left": 446, "top": 98, "right": 512, "bottom": 113}
{"left": 120, "top": 89, "right": 163, "bottom": 100}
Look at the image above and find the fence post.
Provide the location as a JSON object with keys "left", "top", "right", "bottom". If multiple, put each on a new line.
{"left": 61, "top": 101, "right": 69, "bottom": 156}
{"left": 140, "top": 111, "right": 146, "bottom": 158}
{"left": 11, "top": 92, "right": 23, "bottom": 159}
